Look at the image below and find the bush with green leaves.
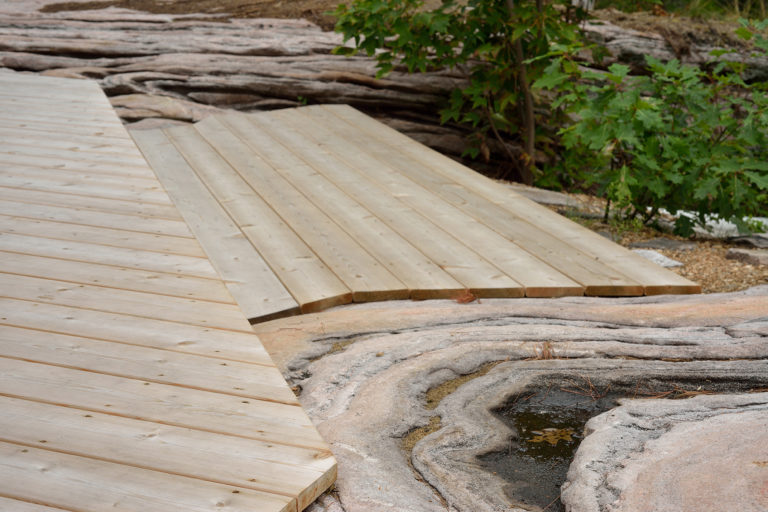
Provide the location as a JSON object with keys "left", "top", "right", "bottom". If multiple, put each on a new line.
{"left": 558, "top": 36, "right": 768, "bottom": 236}
{"left": 332, "top": 0, "right": 587, "bottom": 184}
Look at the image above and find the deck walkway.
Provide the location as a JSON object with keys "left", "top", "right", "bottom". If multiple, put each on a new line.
{"left": 0, "top": 71, "right": 335, "bottom": 512}
{"left": 134, "top": 105, "right": 700, "bottom": 323}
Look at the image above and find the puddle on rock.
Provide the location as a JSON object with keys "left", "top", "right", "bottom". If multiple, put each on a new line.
{"left": 479, "top": 376, "right": 765, "bottom": 512}
{"left": 481, "top": 387, "right": 618, "bottom": 512}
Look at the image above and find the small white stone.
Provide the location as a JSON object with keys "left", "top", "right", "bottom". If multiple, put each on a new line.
{"left": 632, "top": 249, "right": 683, "bottom": 268}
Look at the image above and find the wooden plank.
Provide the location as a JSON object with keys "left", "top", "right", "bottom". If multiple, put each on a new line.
{"left": 0, "top": 108, "right": 133, "bottom": 130}
{"left": 154, "top": 125, "right": 356, "bottom": 313}
{"left": 0, "top": 73, "right": 105, "bottom": 92}
{"left": 221, "top": 112, "right": 523, "bottom": 297}
{"left": 0, "top": 140, "right": 148, "bottom": 167}
{"left": 0, "top": 496, "right": 73, "bottom": 511}
{"left": 0, "top": 168, "right": 178, "bottom": 206}
{"left": 0, "top": 125, "right": 140, "bottom": 151}
{"left": 0, "top": 215, "right": 207, "bottom": 257}
{"left": 0, "top": 297, "right": 273, "bottom": 364}
{"left": 186, "top": 119, "right": 410, "bottom": 302}
{"left": 0, "top": 358, "right": 327, "bottom": 448}
{"left": 0, "top": 186, "right": 183, "bottom": 219}
{"left": 0, "top": 95, "right": 116, "bottom": 113}
{"left": 193, "top": 119, "right": 464, "bottom": 300}
{"left": 131, "top": 128, "right": 302, "bottom": 323}
{"left": 0, "top": 150, "right": 158, "bottom": 178}
{"left": 0, "top": 184, "right": 183, "bottom": 220}
{"left": 0, "top": 326, "right": 295, "bottom": 404}
{"left": 0, "top": 273, "right": 253, "bottom": 332}
{"left": 319, "top": 105, "right": 650, "bottom": 296}
{"left": 0, "top": 251, "right": 234, "bottom": 303}
{"left": 271, "top": 108, "right": 585, "bottom": 298}
{"left": 321, "top": 106, "right": 700, "bottom": 295}
{"left": 0, "top": 397, "right": 334, "bottom": 510}
{"left": 0, "top": 441, "right": 295, "bottom": 512}
{"left": 0, "top": 326, "right": 293, "bottom": 403}
{"left": 0, "top": 233, "right": 218, "bottom": 278}
{"left": 300, "top": 106, "right": 637, "bottom": 296}
{"left": 0, "top": 199, "right": 194, "bottom": 238}
{"left": 0, "top": 118, "right": 129, "bottom": 140}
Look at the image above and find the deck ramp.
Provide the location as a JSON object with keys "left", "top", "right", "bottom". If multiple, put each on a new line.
{"left": 133, "top": 105, "right": 700, "bottom": 322}
{"left": 0, "top": 71, "right": 335, "bottom": 512}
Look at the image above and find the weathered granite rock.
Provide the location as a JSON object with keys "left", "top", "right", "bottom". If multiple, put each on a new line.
{"left": 629, "top": 237, "right": 696, "bottom": 251}
{"left": 584, "top": 19, "right": 768, "bottom": 81}
{"left": 631, "top": 249, "right": 683, "bottom": 267}
{"left": 0, "top": 8, "right": 470, "bottom": 157}
{"left": 561, "top": 393, "right": 768, "bottom": 512}
{"left": 251, "top": 286, "right": 768, "bottom": 512}
{"left": 110, "top": 93, "right": 221, "bottom": 122}
{"left": 729, "top": 234, "right": 768, "bottom": 248}
{"left": 727, "top": 248, "right": 768, "bottom": 266}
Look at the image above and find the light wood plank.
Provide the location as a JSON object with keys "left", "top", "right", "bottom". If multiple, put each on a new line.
{"left": 0, "top": 326, "right": 296, "bottom": 404}
{"left": 0, "top": 169, "right": 178, "bottom": 206}
{"left": 152, "top": 125, "right": 354, "bottom": 313}
{"left": 0, "top": 441, "right": 295, "bottom": 512}
{"left": 222, "top": 112, "right": 523, "bottom": 297}
{"left": 0, "top": 125, "right": 139, "bottom": 151}
{"left": 0, "top": 95, "right": 116, "bottom": 113}
{"left": 0, "top": 186, "right": 183, "bottom": 219}
{"left": 188, "top": 119, "right": 410, "bottom": 302}
{"left": 272, "top": 108, "right": 586, "bottom": 298}
{"left": 0, "top": 358, "right": 327, "bottom": 449}
{"left": 0, "top": 251, "right": 234, "bottom": 303}
{"left": 0, "top": 150, "right": 158, "bottom": 178}
{"left": 0, "top": 496, "right": 73, "bottom": 511}
{"left": 0, "top": 233, "right": 218, "bottom": 278}
{"left": 301, "top": 106, "right": 637, "bottom": 296}
{"left": 0, "top": 140, "right": 148, "bottom": 167}
{"left": 0, "top": 117, "right": 128, "bottom": 138}
{"left": 0, "top": 73, "right": 105, "bottom": 92}
{"left": 0, "top": 215, "right": 206, "bottom": 257}
{"left": 0, "top": 397, "right": 334, "bottom": 510}
{"left": 0, "top": 199, "right": 194, "bottom": 238}
{"left": 0, "top": 273, "right": 252, "bottom": 331}
{"left": 131, "top": 128, "right": 302, "bottom": 322}
{"left": 324, "top": 104, "right": 700, "bottom": 295}
{"left": 194, "top": 119, "right": 464, "bottom": 300}
{"left": 0, "top": 298, "right": 271, "bottom": 364}
{"left": 0, "top": 108, "right": 134, "bottom": 130}
{"left": 0, "top": 118, "right": 132, "bottom": 142}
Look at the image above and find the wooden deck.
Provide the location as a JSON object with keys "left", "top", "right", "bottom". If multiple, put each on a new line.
{"left": 133, "top": 105, "right": 700, "bottom": 323}
{"left": 0, "top": 71, "right": 335, "bottom": 512}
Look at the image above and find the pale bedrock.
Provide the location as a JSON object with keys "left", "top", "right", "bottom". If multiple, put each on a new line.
{"left": 561, "top": 393, "right": 768, "bottom": 512}
{"left": 251, "top": 287, "right": 768, "bottom": 512}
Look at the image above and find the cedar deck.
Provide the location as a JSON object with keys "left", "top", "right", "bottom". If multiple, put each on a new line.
{"left": 134, "top": 105, "right": 700, "bottom": 323}
{"left": 0, "top": 72, "right": 335, "bottom": 512}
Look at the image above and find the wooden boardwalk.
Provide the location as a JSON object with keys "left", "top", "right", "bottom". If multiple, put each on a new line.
{"left": 134, "top": 105, "right": 700, "bottom": 323}
{"left": 0, "top": 71, "right": 335, "bottom": 512}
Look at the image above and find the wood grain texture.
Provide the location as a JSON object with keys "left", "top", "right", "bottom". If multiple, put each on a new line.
{"left": 132, "top": 104, "right": 698, "bottom": 319}
{"left": 0, "top": 71, "right": 335, "bottom": 512}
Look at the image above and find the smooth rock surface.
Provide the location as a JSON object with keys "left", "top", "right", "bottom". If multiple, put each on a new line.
{"left": 251, "top": 286, "right": 768, "bottom": 512}
{"left": 727, "top": 248, "right": 768, "bottom": 266}
{"left": 562, "top": 393, "right": 768, "bottom": 512}
{"left": 629, "top": 237, "right": 696, "bottom": 251}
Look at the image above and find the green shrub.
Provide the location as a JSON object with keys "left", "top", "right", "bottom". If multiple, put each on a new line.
{"left": 559, "top": 37, "right": 768, "bottom": 236}
{"left": 332, "top": 0, "right": 587, "bottom": 184}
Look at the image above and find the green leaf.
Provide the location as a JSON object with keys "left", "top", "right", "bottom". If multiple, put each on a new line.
{"left": 735, "top": 26, "right": 754, "bottom": 41}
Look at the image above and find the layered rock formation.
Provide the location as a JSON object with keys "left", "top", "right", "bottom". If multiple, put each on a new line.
{"left": 253, "top": 287, "right": 768, "bottom": 511}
